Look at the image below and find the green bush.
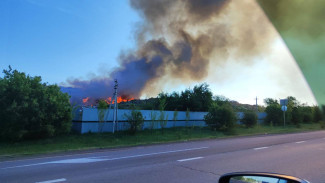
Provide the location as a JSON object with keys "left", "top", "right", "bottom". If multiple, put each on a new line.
{"left": 264, "top": 104, "right": 282, "bottom": 125}
{"left": 97, "top": 100, "right": 108, "bottom": 133}
{"left": 0, "top": 67, "right": 72, "bottom": 141}
{"left": 312, "top": 106, "right": 323, "bottom": 122}
{"left": 303, "top": 112, "right": 313, "bottom": 123}
{"left": 204, "top": 104, "right": 236, "bottom": 131}
{"left": 301, "top": 106, "right": 313, "bottom": 123}
{"left": 158, "top": 97, "right": 168, "bottom": 134}
{"left": 320, "top": 121, "right": 325, "bottom": 129}
{"left": 292, "top": 107, "right": 303, "bottom": 126}
{"left": 242, "top": 111, "right": 257, "bottom": 128}
{"left": 124, "top": 107, "right": 144, "bottom": 135}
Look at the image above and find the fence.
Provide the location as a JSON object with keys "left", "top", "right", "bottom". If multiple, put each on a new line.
{"left": 72, "top": 107, "right": 266, "bottom": 134}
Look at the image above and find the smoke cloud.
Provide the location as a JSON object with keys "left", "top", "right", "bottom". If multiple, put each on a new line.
{"left": 64, "top": 0, "right": 276, "bottom": 104}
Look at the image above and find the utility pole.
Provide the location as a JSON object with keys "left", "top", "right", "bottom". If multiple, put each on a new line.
{"left": 112, "top": 79, "right": 118, "bottom": 133}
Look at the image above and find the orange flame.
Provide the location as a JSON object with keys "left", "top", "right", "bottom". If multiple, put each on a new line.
{"left": 104, "top": 96, "right": 134, "bottom": 104}
{"left": 82, "top": 96, "right": 134, "bottom": 106}
{"left": 82, "top": 97, "right": 89, "bottom": 103}
{"left": 105, "top": 97, "right": 112, "bottom": 104}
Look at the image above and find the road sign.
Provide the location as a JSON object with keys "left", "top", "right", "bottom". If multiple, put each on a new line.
{"left": 281, "top": 106, "right": 287, "bottom": 112}
{"left": 280, "top": 99, "right": 288, "bottom": 106}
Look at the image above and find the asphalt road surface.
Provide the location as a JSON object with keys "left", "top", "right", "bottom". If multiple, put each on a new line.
{"left": 1, "top": 131, "right": 325, "bottom": 183}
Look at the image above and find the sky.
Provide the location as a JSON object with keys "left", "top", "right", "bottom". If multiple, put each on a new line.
{"left": 1, "top": 0, "right": 140, "bottom": 83}
{"left": 0, "top": 0, "right": 317, "bottom": 106}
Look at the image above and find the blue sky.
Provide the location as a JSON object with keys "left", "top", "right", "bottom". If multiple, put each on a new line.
{"left": 1, "top": 0, "right": 139, "bottom": 84}
{"left": 0, "top": 0, "right": 317, "bottom": 105}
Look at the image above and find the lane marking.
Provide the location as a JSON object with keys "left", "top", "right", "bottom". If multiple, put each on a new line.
{"left": 1, "top": 147, "right": 208, "bottom": 169}
{"left": 177, "top": 157, "right": 203, "bottom": 162}
{"left": 295, "top": 141, "right": 306, "bottom": 144}
{"left": 97, "top": 147, "right": 208, "bottom": 160}
{"left": 35, "top": 178, "right": 66, "bottom": 183}
{"left": 0, "top": 151, "right": 109, "bottom": 163}
{"left": 254, "top": 147, "right": 269, "bottom": 150}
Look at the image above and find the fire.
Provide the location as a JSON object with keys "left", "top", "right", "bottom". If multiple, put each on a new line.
{"left": 81, "top": 96, "right": 134, "bottom": 106}
{"left": 82, "top": 97, "right": 89, "bottom": 103}
{"left": 117, "top": 96, "right": 135, "bottom": 103}
{"left": 105, "top": 97, "right": 112, "bottom": 104}
{"left": 104, "top": 96, "right": 134, "bottom": 104}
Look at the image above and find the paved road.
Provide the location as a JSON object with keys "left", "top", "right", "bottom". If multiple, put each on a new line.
{"left": 1, "top": 131, "right": 325, "bottom": 183}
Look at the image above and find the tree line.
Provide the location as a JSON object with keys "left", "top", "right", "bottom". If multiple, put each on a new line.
{"left": 0, "top": 67, "right": 324, "bottom": 140}
{"left": 0, "top": 67, "right": 72, "bottom": 141}
{"left": 264, "top": 97, "right": 323, "bottom": 127}
{"left": 154, "top": 83, "right": 214, "bottom": 112}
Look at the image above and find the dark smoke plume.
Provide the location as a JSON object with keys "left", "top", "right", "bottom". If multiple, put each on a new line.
{"left": 63, "top": 0, "right": 275, "bottom": 104}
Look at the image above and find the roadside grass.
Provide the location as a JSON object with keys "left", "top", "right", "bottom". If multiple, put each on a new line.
{"left": 0, "top": 123, "right": 323, "bottom": 158}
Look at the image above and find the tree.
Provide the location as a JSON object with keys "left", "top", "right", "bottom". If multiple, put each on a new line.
{"left": 158, "top": 98, "right": 168, "bottom": 134}
{"left": 97, "top": 100, "right": 108, "bottom": 133}
{"left": 0, "top": 67, "right": 72, "bottom": 141}
{"left": 213, "top": 95, "right": 230, "bottom": 106}
{"left": 301, "top": 106, "right": 313, "bottom": 123}
{"left": 264, "top": 103, "right": 282, "bottom": 126}
{"left": 180, "top": 88, "right": 192, "bottom": 111}
{"left": 204, "top": 104, "right": 236, "bottom": 131}
{"left": 242, "top": 111, "right": 258, "bottom": 128}
{"left": 312, "top": 106, "right": 323, "bottom": 122}
{"left": 264, "top": 98, "right": 279, "bottom": 106}
{"left": 156, "top": 83, "right": 213, "bottom": 112}
{"left": 124, "top": 105, "right": 144, "bottom": 135}
{"left": 190, "top": 83, "right": 213, "bottom": 111}
{"left": 264, "top": 97, "right": 297, "bottom": 125}
{"left": 285, "top": 96, "right": 299, "bottom": 124}
{"left": 292, "top": 106, "right": 303, "bottom": 126}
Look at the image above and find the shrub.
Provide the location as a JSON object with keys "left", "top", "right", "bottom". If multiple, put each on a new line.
{"left": 312, "top": 106, "right": 323, "bottom": 122}
{"left": 158, "top": 98, "right": 168, "bottom": 134}
{"left": 320, "top": 121, "right": 325, "bottom": 129}
{"left": 303, "top": 112, "right": 313, "bottom": 123}
{"left": 124, "top": 108, "right": 144, "bottom": 135}
{"left": 302, "top": 106, "right": 313, "bottom": 123}
{"left": 242, "top": 111, "right": 257, "bottom": 128}
{"left": 264, "top": 104, "right": 282, "bottom": 126}
{"left": 149, "top": 110, "right": 157, "bottom": 130}
{"left": 158, "top": 111, "right": 168, "bottom": 134}
{"left": 291, "top": 107, "right": 303, "bottom": 126}
{"left": 204, "top": 104, "right": 236, "bottom": 131}
{"left": 97, "top": 100, "right": 108, "bottom": 133}
{"left": 0, "top": 67, "right": 72, "bottom": 141}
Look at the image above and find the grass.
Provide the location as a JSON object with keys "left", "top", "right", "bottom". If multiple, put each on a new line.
{"left": 0, "top": 123, "right": 323, "bottom": 159}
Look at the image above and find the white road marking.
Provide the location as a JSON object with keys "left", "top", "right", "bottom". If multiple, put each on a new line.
{"left": 295, "top": 141, "right": 306, "bottom": 144}
{"left": 1, "top": 151, "right": 109, "bottom": 163}
{"left": 1, "top": 147, "right": 208, "bottom": 169}
{"left": 35, "top": 178, "right": 66, "bottom": 183}
{"left": 254, "top": 147, "right": 269, "bottom": 150}
{"left": 97, "top": 147, "right": 208, "bottom": 160}
{"left": 50, "top": 158, "right": 105, "bottom": 164}
{"left": 177, "top": 157, "right": 203, "bottom": 162}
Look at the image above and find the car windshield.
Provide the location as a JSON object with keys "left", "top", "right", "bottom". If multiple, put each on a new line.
{"left": 0, "top": 0, "right": 324, "bottom": 183}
